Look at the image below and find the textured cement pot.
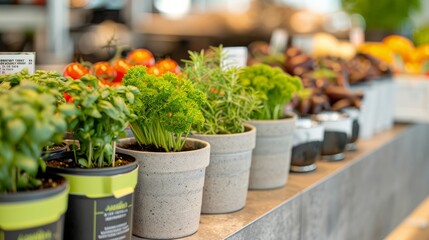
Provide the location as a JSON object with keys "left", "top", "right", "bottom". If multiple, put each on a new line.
{"left": 116, "top": 138, "right": 210, "bottom": 239}
{"left": 191, "top": 124, "right": 256, "bottom": 214}
{"left": 247, "top": 113, "right": 297, "bottom": 189}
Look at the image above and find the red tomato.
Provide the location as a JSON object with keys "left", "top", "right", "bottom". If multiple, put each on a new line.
{"left": 112, "top": 58, "right": 132, "bottom": 83}
{"left": 63, "top": 92, "right": 73, "bottom": 103}
{"left": 156, "top": 58, "right": 180, "bottom": 74}
{"left": 126, "top": 49, "right": 155, "bottom": 67}
{"left": 91, "top": 61, "right": 117, "bottom": 84}
{"left": 63, "top": 62, "right": 89, "bottom": 79}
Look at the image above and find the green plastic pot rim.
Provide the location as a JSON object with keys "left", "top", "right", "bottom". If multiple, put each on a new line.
{"left": 0, "top": 181, "right": 69, "bottom": 231}
{"left": 54, "top": 164, "right": 138, "bottom": 199}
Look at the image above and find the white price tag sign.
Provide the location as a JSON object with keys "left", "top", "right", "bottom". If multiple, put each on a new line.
{"left": 0, "top": 52, "right": 35, "bottom": 75}
{"left": 269, "top": 29, "right": 288, "bottom": 54}
{"left": 222, "top": 47, "right": 248, "bottom": 69}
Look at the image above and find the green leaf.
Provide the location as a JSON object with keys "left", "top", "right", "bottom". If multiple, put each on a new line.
{"left": 99, "top": 100, "right": 119, "bottom": 120}
{"left": 113, "top": 96, "right": 125, "bottom": 112}
{"left": 85, "top": 107, "right": 102, "bottom": 118}
{"left": 0, "top": 143, "right": 13, "bottom": 165}
{"left": 6, "top": 119, "right": 26, "bottom": 143}
{"left": 101, "top": 89, "right": 110, "bottom": 99}
{"left": 15, "top": 153, "right": 38, "bottom": 175}
{"left": 82, "top": 92, "right": 99, "bottom": 107}
{"left": 126, "top": 92, "right": 134, "bottom": 103}
{"left": 58, "top": 103, "right": 78, "bottom": 117}
{"left": 78, "top": 158, "right": 89, "bottom": 168}
{"left": 29, "top": 122, "right": 53, "bottom": 143}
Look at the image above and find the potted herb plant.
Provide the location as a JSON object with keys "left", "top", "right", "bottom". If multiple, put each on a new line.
{"left": 238, "top": 64, "right": 302, "bottom": 189}
{"left": 44, "top": 75, "right": 140, "bottom": 240}
{"left": 182, "top": 46, "right": 259, "bottom": 214}
{"left": 115, "top": 66, "right": 210, "bottom": 239}
{"left": 0, "top": 81, "right": 72, "bottom": 239}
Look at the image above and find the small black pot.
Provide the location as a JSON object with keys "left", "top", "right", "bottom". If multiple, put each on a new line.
{"left": 312, "top": 112, "right": 352, "bottom": 161}
{"left": 341, "top": 107, "right": 360, "bottom": 151}
{"left": 46, "top": 151, "right": 139, "bottom": 240}
{"left": 0, "top": 174, "right": 68, "bottom": 240}
{"left": 290, "top": 118, "right": 324, "bottom": 173}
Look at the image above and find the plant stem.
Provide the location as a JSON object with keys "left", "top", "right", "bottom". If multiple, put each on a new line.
{"left": 112, "top": 142, "right": 116, "bottom": 167}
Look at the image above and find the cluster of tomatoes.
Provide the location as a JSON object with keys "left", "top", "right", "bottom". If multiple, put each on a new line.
{"left": 63, "top": 48, "right": 181, "bottom": 86}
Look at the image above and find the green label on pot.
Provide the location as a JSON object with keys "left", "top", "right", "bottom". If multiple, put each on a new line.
{"left": 1, "top": 215, "right": 64, "bottom": 240}
{"left": 65, "top": 193, "right": 133, "bottom": 240}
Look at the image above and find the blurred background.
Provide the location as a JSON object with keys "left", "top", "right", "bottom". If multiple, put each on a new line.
{"left": 0, "top": 0, "right": 428, "bottom": 65}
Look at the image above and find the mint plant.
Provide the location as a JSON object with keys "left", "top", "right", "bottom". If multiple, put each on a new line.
{"left": 122, "top": 66, "right": 206, "bottom": 152}
{"left": 238, "top": 64, "right": 303, "bottom": 120}
{"left": 183, "top": 45, "right": 260, "bottom": 134}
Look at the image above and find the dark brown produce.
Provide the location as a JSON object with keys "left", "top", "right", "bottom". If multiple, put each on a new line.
{"left": 347, "top": 53, "right": 392, "bottom": 84}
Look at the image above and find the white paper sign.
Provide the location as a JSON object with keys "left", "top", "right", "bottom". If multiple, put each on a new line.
{"left": 222, "top": 47, "right": 248, "bottom": 69}
{"left": 269, "top": 29, "right": 289, "bottom": 54}
{"left": 0, "top": 52, "right": 35, "bottom": 75}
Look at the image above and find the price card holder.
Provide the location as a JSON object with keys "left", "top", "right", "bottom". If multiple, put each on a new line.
{"left": 0, "top": 52, "right": 35, "bottom": 75}
{"left": 222, "top": 47, "right": 248, "bottom": 69}
{"left": 269, "top": 29, "right": 289, "bottom": 54}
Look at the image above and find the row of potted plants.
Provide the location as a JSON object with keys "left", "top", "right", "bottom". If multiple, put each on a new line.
{"left": 0, "top": 45, "right": 364, "bottom": 240}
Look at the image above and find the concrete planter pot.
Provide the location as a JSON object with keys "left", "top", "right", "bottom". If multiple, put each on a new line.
{"left": 116, "top": 138, "right": 210, "bottom": 239}
{"left": 191, "top": 124, "right": 256, "bottom": 214}
{"left": 247, "top": 113, "right": 297, "bottom": 190}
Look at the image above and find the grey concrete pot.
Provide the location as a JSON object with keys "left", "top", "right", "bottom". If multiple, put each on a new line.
{"left": 247, "top": 113, "right": 297, "bottom": 189}
{"left": 116, "top": 137, "right": 210, "bottom": 239}
{"left": 191, "top": 124, "right": 256, "bottom": 214}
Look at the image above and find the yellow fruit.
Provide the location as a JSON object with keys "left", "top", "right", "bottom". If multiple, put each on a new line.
{"left": 404, "top": 62, "right": 422, "bottom": 74}
{"left": 416, "top": 44, "right": 429, "bottom": 61}
{"left": 382, "top": 35, "right": 415, "bottom": 59}
{"left": 404, "top": 48, "right": 423, "bottom": 63}
{"left": 358, "top": 42, "right": 395, "bottom": 64}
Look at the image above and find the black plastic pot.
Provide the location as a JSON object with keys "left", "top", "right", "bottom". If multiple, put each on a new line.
{"left": 312, "top": 112, "right": 352, "bottom": 161}
{"left": 0, "top": 174, "right": 68, "bottom": 240}
{"left": 46, "top": 152, "right": 139, "bottom": 240}
{"left": 290, "top": 118, "right": 324, "bottom": 173}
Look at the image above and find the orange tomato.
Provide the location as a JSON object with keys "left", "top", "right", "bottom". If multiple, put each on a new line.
{"left": 112, "top": 58, "right": 132, "bottom": 83}
{"left": 156, "top": 58, "right": 180, "bottom": 74}
{"left": 63, "top": 62, "right": 89, "bottom": 79}
{"left": 147, "top": 65, "right": 162, "bottom": 76}
{"left": 126, "top": 49, "right": 155, "bottom": 67}
{"left": 91, "top": 61, "right": 117, "bottom": 84}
